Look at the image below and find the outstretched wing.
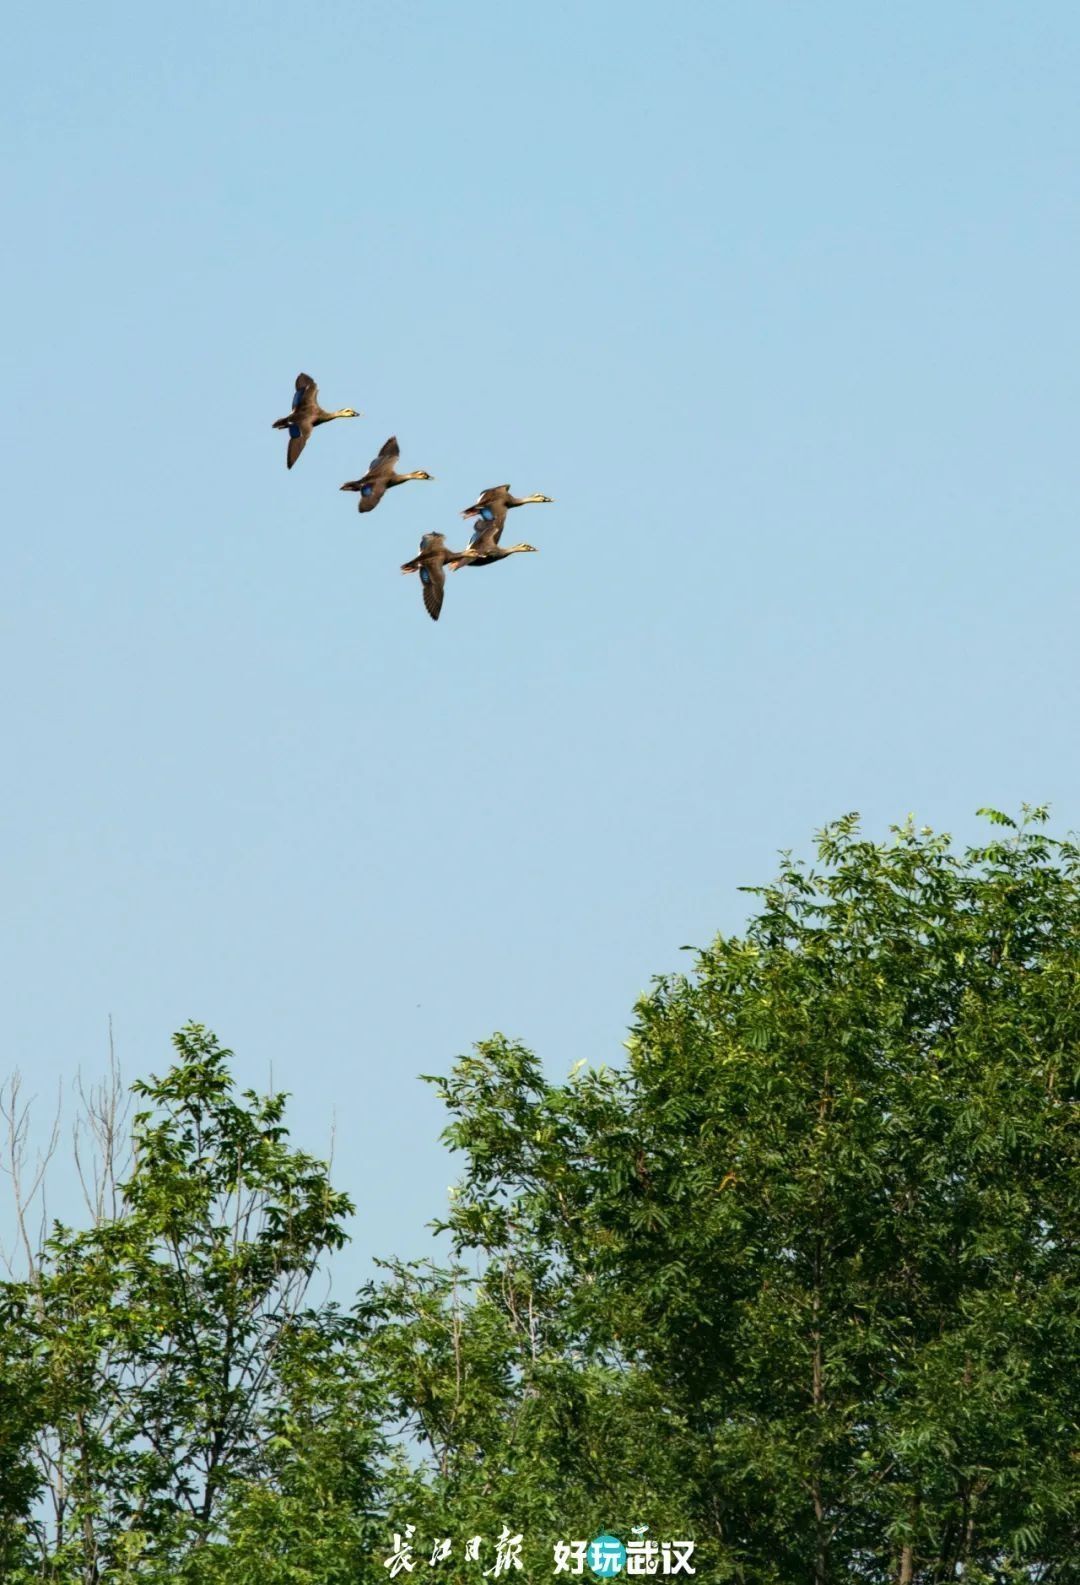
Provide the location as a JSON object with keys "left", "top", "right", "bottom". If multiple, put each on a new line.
{"left": 370, "top": 435, "right": 400, "bottom": 471}
{"left": 419, "top": 559, "right": 446, "bottom": 621}
{"left": 356, "top": 476, "right": 388, "bottom": 511}
{"left": 468, "top": 518, "right": 503, "bottom": 554}
{"left": 461, "top": 484, "right": 509, "bottom": 524}
{"left": 464, "top": 499, "right": 509, "bottom": 534}
{"left": 353, "top": 437, "right": 399, "bottom": 511}
{"left": 340, "top": 471, "right": 390, "bottom": 509}
{"left": 282, "top": 375, "right": 319, "bottom": 467}
{"left": 292, "top": 373, "right": 318, "bottom": 411}
{"left": 286, "top": 416, "right": 314, "bottom": 469}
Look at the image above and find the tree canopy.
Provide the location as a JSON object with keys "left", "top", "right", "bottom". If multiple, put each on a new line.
{"left": 2, "top": 811, "right": 1077, "bottom": 1583}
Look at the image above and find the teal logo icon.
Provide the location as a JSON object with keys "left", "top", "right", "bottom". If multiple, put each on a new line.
{"left": 588, "top": 1534, "right": 626, "bottom": 1576}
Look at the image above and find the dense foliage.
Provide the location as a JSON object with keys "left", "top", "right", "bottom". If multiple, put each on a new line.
{"left": 2, "top": 812, "right": 1077, "bottom": 1583}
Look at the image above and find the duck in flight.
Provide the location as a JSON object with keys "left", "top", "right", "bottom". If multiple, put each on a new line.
{"left": 455, "top": 486, "right": 551, "bottom": 571}
{"left": 461, "top": 485, "right": 553, "bottom": 535}
{"left": 339, "top": 437, "right": 434, "bottom": 513}
{"left": 272, "top": 373, "right": 362, "bottom": 469}
{"left": 453, "top": 516, "right": 539, "bottom": 570}
{"left": 400, "top": 533, "right": 476, "bottom": 622}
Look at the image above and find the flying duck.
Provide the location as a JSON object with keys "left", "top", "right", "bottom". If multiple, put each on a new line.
{"left": 339, "top": 437, "right": 433, "bottom": 512}
{"left": 460, "top": 485, "right": 553, "bottom": 535}
{"left": 400, "top": 533, "right": 475, "bottom": 622}
{"left": 272, "top": 373, "right": 361, "bottom": 468}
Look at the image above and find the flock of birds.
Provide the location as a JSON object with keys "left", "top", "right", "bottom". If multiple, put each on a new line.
{"left": 272, "top": 372, "right": 553, "bottom": 622}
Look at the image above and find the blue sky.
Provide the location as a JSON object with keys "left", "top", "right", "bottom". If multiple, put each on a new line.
{"left": 4, "top": 1, "right": 1079, "bottom": 1282}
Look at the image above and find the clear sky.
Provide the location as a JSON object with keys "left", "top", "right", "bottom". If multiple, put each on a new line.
{"left": 4, "top": 2, "right": 1079, "bottom": 1283}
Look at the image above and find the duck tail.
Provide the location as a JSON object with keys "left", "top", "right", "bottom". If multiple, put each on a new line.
{"left": 272, "top": 417, "right": 291, "bottom": 430}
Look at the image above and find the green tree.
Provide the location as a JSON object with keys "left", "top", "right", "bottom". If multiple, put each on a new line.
{"left": 184, "top": 1307, "right": 387, "bottom": 1585}
{"left": 3, "top": 1024, "right": 372, "bottom": 1584}
{"left": 0, "top": 1287, "right": 41, "bottom": 1576}
{"left": 4, "top": 811, "right": 1079, "bottom": 1585}
{"left": 416, "top": 811, "right": 1080, "bottom": 1582}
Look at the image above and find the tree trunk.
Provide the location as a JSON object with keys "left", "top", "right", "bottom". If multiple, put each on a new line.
{"left": 812, "top": 1234, "right": 826, "bottom": 1585}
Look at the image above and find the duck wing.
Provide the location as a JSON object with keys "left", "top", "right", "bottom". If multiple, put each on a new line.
{"left": 467, "top": 500, "right": 509, "bottom": 533}
{"left": 355, "top": 475, "right": 388, "bottom": 510}
{"left": 292, "top": 373, "right": 317, "bottom": 409}
{"left": 419, "top": 557, "right": 446, "bottom": 621}
{"left": 283, "top": 374, "right": 319, "bottom": 468}
{"left": 370, "top": 435, "right": 400, "bottom": 471}
{"left": 462, "top": 485, "right": 510, "bottom": 526}
{"left": 468, "top": 518, "right": 503, "bottom": 553}
{"left": 286, "top": 419, "right": 314, "bottom": 469}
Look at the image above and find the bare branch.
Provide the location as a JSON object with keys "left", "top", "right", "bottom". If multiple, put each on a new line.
{"left": 0, "top": 1070, "right": 62, "bottom": 1284}
{"left": 73, "top": 1016, "right": 132, "bottom": 1225}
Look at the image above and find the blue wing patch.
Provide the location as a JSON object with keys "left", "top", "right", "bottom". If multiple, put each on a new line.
{"left": 289, "top": 424, "right": 300, "bottom": 439}
{"left": 292, "top": 389, "right": 303, "bottom": 408}
{"left": 480, "top": 506, "right": 495, "bottom": 521}
{"left": 420, "top": 568, "right": 431, "bottom": 585}
{"left": 361, "top": 484, "right": 374, "bottom": 497}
